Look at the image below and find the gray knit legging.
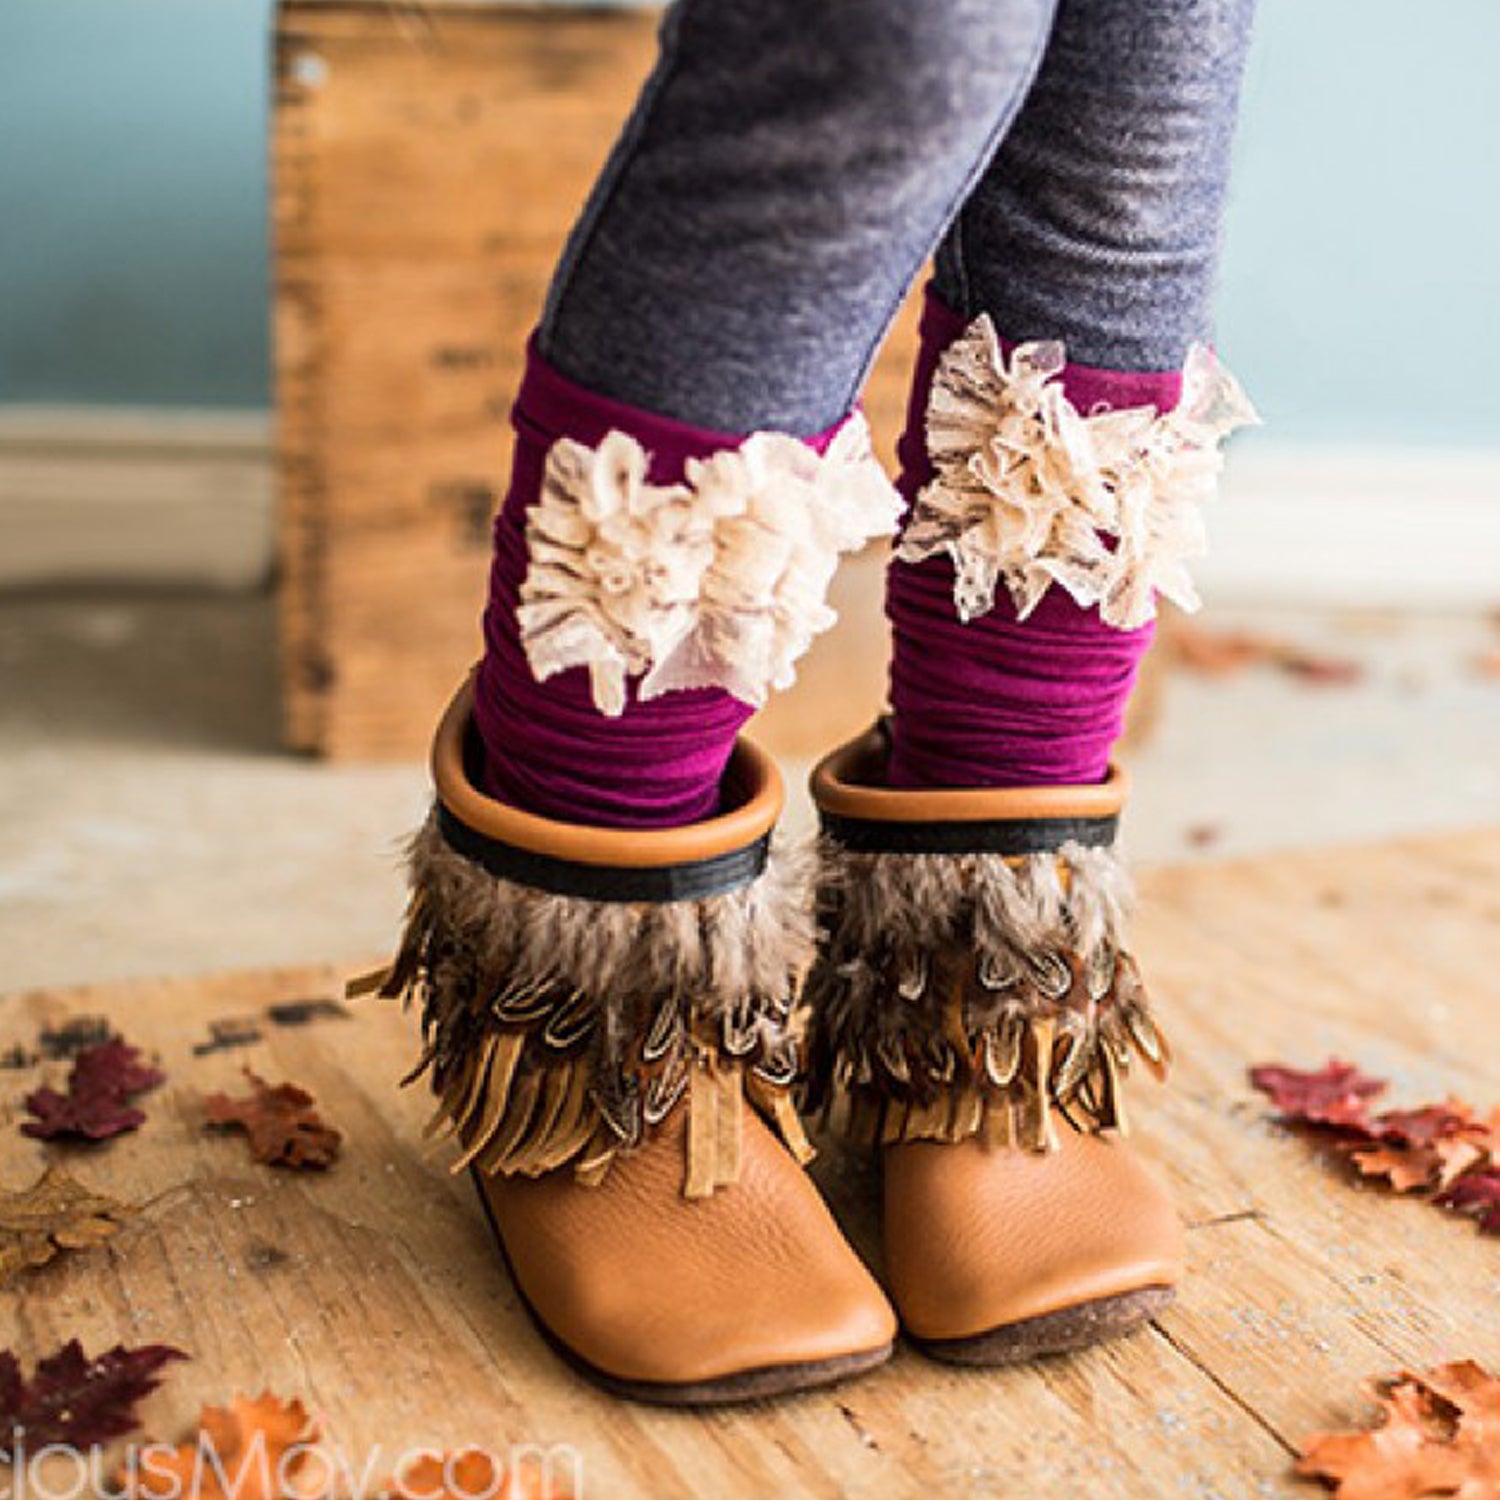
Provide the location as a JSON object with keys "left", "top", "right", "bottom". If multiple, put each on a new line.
{"left": 537, "top": 0, "right": 1257, "bottom": 436}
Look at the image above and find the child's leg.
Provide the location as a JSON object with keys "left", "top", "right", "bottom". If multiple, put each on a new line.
{"left": 802, "top": 0, "right": 1260, "bottom": 1367}
{"left": 478, "top": 0, "right": 1059, "bottom": 827}
{"left": 380, "top": 0, "right": 1086, "bottom": 1404}
{"left": 887, "top": 0, "right": 1259, "bottom": 790}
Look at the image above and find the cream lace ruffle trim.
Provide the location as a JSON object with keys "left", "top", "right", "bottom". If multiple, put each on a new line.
{"left": 896, "top": 315, "right": 1259, "bottom": 630}
{"left": 518, "top": 414, "right": 903, "bottom": 716}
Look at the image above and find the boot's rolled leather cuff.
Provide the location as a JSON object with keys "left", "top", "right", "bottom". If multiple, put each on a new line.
{"left": 811, "top": 721, "right": 1126, "bottom": 855}
{"left": 433, "top": 673, "right": 781, "bottom": 900}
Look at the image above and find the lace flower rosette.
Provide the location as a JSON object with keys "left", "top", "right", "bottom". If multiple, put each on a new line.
{"left": 897, "top": 316, "right": 1258, "bottom": 630}
{"left": 518, "top": 414, "right": 902, "bottom": 716}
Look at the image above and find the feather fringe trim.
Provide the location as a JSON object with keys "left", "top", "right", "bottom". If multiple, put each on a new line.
{"left": 895, "top": 315, "right": 1259, "bottom": 630}
{"left": 349, "top": 812, "right": 819, "bottom": 1196}
{"left": 801, "top": 841, "right": 1170, "bottom": 1151}
{"left": 517, "top": 414, "right": 903, "bottom": 716}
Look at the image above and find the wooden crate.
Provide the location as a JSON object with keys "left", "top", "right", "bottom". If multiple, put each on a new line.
{"left": 273, "top": 1, "right": 922, "bottom": 759}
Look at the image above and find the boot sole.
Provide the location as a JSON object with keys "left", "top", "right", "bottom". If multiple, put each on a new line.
{"left": 911, "top": 1284, "right": 1175, "bottom": 1366}
{"left": 470, "top": 1169, "right": 894, "bottom": 1406}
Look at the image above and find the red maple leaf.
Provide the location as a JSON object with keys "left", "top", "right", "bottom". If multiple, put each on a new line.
{"left": 1436, "top": 1170, "right": 1500, "bottom": 1234}
{"left": 1373, "top": 1102, "right": 1475, "bottom": 1147}
{"left": 1249, "top": 1059, "right": 1388, "bottom": 1131}
{"left": 0, "top": 1340, "right": 186, "bottom": 1456}
{"left": 22, "top": 1038, "right": 166, "bottom": 1142}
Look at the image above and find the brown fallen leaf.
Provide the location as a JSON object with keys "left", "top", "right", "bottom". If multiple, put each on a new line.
{"left": 1274, "top": 646, "right": 1365, "bottom": 686}
{"left": 1169, "top": 621, "right": 1364, "bottom": 687}
{"left": 1168, "top": 622, "right": 1271, "bottom": 676}
{"left": 119, "top": 1393, "right": 318, "bottom": 1500}
{"left": 0, "top": 1166, "right": 135, "bottom": 1286}
{"left": 203, "top": 1072, "right": 341, "bottom": 1170}
{"left": 1298, "top": 1362, "right": 1500, "bottom": 1498}
{"left": 0, "top": 1340, "right": 186, "bottom": 1457}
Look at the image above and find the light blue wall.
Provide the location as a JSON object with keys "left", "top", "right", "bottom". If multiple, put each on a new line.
{"left": 0, "top": 0, "right": 271, "bottom": 408}
{"left": 1219, "top": 0, "right": 1499, "bottom": 446}
{"left": 1, "top": 0, "right": 1496, "bottom": 445}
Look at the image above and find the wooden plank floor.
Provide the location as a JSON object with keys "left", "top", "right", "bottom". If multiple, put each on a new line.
{"left": 3, "top": 831, "right": 1499, "bottom": 1497}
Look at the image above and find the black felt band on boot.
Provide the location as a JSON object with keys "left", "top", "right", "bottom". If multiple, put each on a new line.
{"left": 818, "top": 809, "right": 1119, "bottom": 857}
{"left": 435, "top": 803, "right": 771, "bottom": 904}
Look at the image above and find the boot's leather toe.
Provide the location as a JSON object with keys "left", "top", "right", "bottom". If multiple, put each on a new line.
{"left": 482, "top": 1106, "right": 896, "bottom": 1393}
{"left": 884, "top": 1121, "right": 1182, "bottom": 1346}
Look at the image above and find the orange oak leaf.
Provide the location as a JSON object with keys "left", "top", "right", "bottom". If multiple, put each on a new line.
{"left": 1298, "top": 1363, "right": 1500, "bottom": 1499}
{"left": 1346, "top": 1143, "right": 1444, "bottom": 1195}
{"left": 382, "top": 1449, "right": 571, "bottom": 1499}
{"left": 202, "top": 1073, "right": 341, "bottom": 1170}
{"left": 119, "top": 1393, "right": 319, "bottom": 1500}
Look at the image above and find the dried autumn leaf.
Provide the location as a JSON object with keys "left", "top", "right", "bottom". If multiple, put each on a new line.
{"left": 0, "top": 1166, "right": 135, "bottom": 1286}
{"left": 120, "top": 1393, "right": 318, "bottom": 1500}
{"left": 1170, "top": 622, "right": 1364, "bottom": 686}
{"left": 23, "top": 1037, "right": 166, "bottom": 1142}
{"left": 1250, "top": 1058, "right": 1388, "bottom": 1130}
{"left": 1298, "top": 1363, "right": 1500, "bottom": 1498}
{"left": 203, "top": 1072, "right": 341, "bottom": 1170}
{"left": 1436, "top": 1170, "right": 1500, "bottom": 1235}
{"left": 1254, "top": 1061, "right": 1500, "bottom": 1237}
{"left": 1346, "top": 1142, "right": 1444, "bottom": 1195}
{"left": 1275, "top": 647, "right": 1365, "bottom": 686}
{"left": 383, "top": 1448, "right": 571, "bottom": 1499}
{"left": 1169, "top": 622, "right": 1272, "bottom": 676}
{"left": 1367, "top": 1103, "right": 1494, "bottom": 1192}
{"left": 1375, "top": 1102, "right": 1476, "bottom": 1147}
{"left": 0, "top": 1340, "right": 185, "bottom": 1457}
{"left": 1298, "top": 1379, "right": 1466, "bottom": 1497}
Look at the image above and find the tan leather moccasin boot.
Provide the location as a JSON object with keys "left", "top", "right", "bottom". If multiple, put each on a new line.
{"left": 354, "top": 678, "right": 896, "bottom": 1404}
{"left": 802, "top": 723, "right": 1183, "bottom": 1364}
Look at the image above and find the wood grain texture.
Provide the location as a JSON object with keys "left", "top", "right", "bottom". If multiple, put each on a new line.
{"left": 273, "top": 1, "right": 923, "bottom": 761}
{"left": 4, "top": 831, "right": 1498, "bottom": 1495}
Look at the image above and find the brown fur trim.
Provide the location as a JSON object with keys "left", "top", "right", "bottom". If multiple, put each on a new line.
{"left": 801, "top": 841, "right": 1169, "bottom": 1150}
{"left": 350, "top": 810, "right": 818, "bottom": 1195}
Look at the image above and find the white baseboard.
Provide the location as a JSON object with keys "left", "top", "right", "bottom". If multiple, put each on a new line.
{"left": 0, "top": 405, "right": 274, "bottom": 591}
{"left": 1, "top": 407, "right": 1495, "bottom": 610}
{"left": 1205, "top": 444, "right": 1500, "bottom": 611}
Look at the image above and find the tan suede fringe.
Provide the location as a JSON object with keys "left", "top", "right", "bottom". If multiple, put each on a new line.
{"left": 802, "top": 841, "right": 1170, "bottom": 1151}
{"left": 349, "top": 812, "right": 817, "bottom": 1197}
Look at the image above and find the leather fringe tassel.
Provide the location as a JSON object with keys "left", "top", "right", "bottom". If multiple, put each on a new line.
{"left": 350, "top": 824, "right": 816, "bottom": 1196}
{"left": 802, "top": 846, "right": 1170, "bottom": 1153}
